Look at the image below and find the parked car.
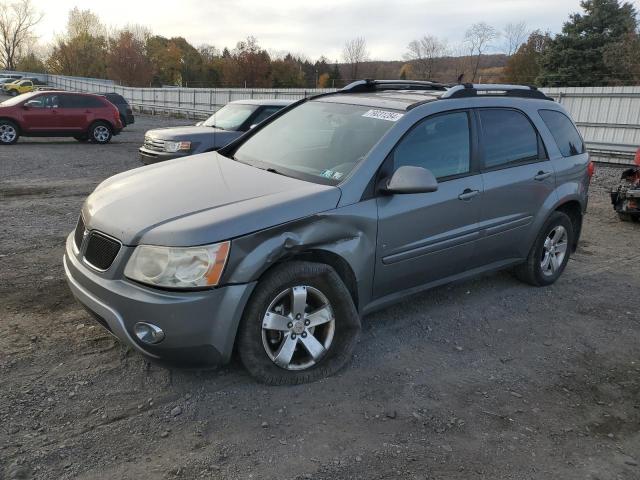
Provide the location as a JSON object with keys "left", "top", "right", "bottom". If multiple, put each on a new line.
{"left": 139, "top": 99, "right": 292, "bottom": 164}
{"left": 64, "top": 80, "right": 592, "bottom": 384}
{"left": 0, "top": 91, "right": 123, "bottom": 145}
{"left": 0, "top": 77, "right": 20, "bottom": 86}
{"left": 102, "top": 92, "right": 134, "bottom": 127}
{"left": 2, "top": 79, "right": 40, "bottom": 96}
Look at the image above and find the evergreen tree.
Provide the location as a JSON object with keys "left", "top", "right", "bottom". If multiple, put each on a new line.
{"left": 538, "top": 0, "right": 638, "bottom": 86}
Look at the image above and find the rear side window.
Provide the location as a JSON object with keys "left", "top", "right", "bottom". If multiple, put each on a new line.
{"left": 479, "top": 109, "right": 539, "bottom": 169}
{"left": 62, "top": 95, "right": 105, "bottom": 108}
{"left": 539, "top": 110, "right": 584, "bottom": 157}
{"left": 249, "top": 106, "right": 282, "bottom": 126}
{"left": 105, "top": 93, "right": 126, "bottom": 105}
{"left": 393, "top": 111, "right": 471, "bottom": 179}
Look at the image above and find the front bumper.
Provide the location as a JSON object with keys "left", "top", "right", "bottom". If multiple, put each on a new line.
{"left": 138, "top": 147, "right": 189, "bottom": 164}
{"left": 63, "top": 233, "right": 255, "bottom": 364}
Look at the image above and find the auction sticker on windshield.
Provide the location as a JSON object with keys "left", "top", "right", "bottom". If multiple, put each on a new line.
{"left": 362, "top": 109, "right": 404, "bottom": 122}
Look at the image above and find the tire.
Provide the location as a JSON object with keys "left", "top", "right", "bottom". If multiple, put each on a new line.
{"left": 0, "top": 119, "right": 19, "bottom": 145}
{"left": 237, "top": 261, "right": 360, "bottom": 385}
{"left": 89, "top": 121, "right": 112, "bottom": 144}
{"left": 9, "top": 90, "right": 18, "bottom": 97}
{"left": 515, "top": 211, "right": 574, "bottom": 287}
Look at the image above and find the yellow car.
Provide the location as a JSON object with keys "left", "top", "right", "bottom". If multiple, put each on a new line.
{"left": 3, "top": 79, "right": 36, "bottom": 96}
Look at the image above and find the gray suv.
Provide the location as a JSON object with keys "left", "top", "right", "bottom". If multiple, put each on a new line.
{"left": 64, "top": 80, "right": 592, "bottom": 385}
{"left": 139, "top": 99, "right": 292, "bottom": 164}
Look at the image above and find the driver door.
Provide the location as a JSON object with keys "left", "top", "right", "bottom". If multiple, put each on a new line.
{"left": 21, "top": 94, "right": 57, "bottom": 132}
{"left": 374, "top": 110, "right": 483, "bottom": 299}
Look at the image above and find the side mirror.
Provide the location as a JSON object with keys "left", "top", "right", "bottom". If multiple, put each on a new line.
{"left": 381, "top": 165, "right": 438, "bottom": 194}
{"left": 23, "top": 100, "right": 39, "bottom": 109}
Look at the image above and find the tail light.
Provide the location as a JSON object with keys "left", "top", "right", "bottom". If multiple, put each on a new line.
{"left": 587, "top": 160, "right": 595, "bottom": 179}
{"left": 635, "top": 147, "right": 640, "bottom": 166}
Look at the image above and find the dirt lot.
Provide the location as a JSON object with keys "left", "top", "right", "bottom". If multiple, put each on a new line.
{"left": 1, "top": 113, "right": 639, "bottom": 480}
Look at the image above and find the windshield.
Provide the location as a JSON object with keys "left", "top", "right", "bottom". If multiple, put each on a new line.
{"left": 0, "top": 91, "right": 38, "bottom": 106}
{"left": 233, "top": 101, "right": 399, "bottom": 184}
{"left": 202, "top": 103, "right": 259, "bottom": 130}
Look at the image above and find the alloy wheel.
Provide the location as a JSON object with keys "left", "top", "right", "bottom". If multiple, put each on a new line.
{"left": 540, "top": 225, "right": 568, "bottom": 277}
{"left": 0, "top": 124, "right": 17, "bottom": 144}
{"left": 261, "top": 285, "right": 335, "bottom": 370}
{"left": 93, "top": 125, "right": 110, "bottom": 143}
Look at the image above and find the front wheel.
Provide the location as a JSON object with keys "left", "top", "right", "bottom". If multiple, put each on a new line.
{"left": 515, "top": 211, "right": 574, "bottom": 286}
{"left": 237, "top": 262, "right": 360, "bottom": 385}
{"left": 89, "top": 122, "right": 112, "bottom": 144}
{"left": 0, "top": 120, "right": 19, "bottom": 145}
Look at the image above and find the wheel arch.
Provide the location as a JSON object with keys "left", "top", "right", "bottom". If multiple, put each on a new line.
{"left": 89, "top": 119, "right": 115, "bottom": 132}
{"left": 0, "top": 117, "right": 21, "bottom": 133}
{"left": 258, "top": 249, "right": 359, "bottom": 310}
{"left": 554, "top": 199, "right": 583, "bottom": 251}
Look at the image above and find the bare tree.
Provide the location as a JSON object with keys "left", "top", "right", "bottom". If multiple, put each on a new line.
{"left": 503, "top": 21, "right": 528, "bottom": 56}
{"left": 464, "top": 22, "right": 498, "bottom": 82}
{"left": 0, "top": 0, "right": 42, "bottom": 70}
{"left": 404, "top": 35, "right": 447, "bottom": 80}
{"left": 342, "top": 37, "right": 368, "bottom": 80}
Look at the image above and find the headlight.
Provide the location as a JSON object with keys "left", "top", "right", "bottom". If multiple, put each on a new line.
{"left": 164, "top": 141, "right": 191, "bottom": 153}
{"left": 124, "top": 242, "right": 230, "bottom": 289}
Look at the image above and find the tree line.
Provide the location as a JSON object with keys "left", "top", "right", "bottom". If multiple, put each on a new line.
{"left": 0, "top": 0, "right": 638, "bottom": 88}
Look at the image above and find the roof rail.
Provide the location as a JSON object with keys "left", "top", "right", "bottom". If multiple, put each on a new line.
{"left": 441, "top": 83, "right": 553, "bottom": 101}
{"left": 340, "top": 79, "right": 450, "bottom": 93}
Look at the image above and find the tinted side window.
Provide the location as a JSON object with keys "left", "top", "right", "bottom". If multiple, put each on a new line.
{"left": 62, "top": 95, "right": 105, "bottom": 108}
{"left": 539, "top": 109, "right": 584, "bottom": 157}
{"left": 249, "top": 106, "right": 282, "bottom": 126}
{"left": 479, "top": 109, "right": 539, "bottom": 169}
{"left": 394, "top": 111, "right": 471, "bottom": 179}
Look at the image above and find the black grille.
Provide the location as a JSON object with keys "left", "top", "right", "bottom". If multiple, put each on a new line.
{"left": 84, "top": 232, "right": 121, "bottom": 270}
{"left": 74, "top": 216, "right": 85, "bottom": 250}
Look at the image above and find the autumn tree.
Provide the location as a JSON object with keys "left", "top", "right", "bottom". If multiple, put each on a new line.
{"left": 0, "top": 0, "right": 42, "bottom": 70}
{"left": 603, "top": 31, "right": 640, "bottom": 84}
{"left": 502, "top": 31, "right": 552, "bottom": 84}
{"left": 342, "top": 37, "right": 368, "bottom": 80}
{"left": 404, "top": 35, "right": 446, "bottom": 80}
{"left": 106, "top": 29, "right": 153, "bottom": 86}
{"left": 15, "top": 51, "right": 45, "bottom": 72}
{"left": 46, "top": 8, "right": 108, "bottom": 77}
{"left": 464, "top": 23, "right": 498, "bottom": 82}
{"left": 270, "top": 54, "right": 304, "bottom": 87}
{"left": 227, "top": 36, "right": 271, "bottom": 87}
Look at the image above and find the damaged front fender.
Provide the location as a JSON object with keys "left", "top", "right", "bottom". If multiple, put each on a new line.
{"left": 221, "top": 200, "right": 379, "bottom": 313}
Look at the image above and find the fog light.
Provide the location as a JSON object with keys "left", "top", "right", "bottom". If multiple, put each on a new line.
{"left": 134, "top": 322, "right": 165, "bottom": 344}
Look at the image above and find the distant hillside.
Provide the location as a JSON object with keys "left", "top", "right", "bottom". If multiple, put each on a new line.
{"left": 335, "top": 54, "right": 508, "bottom": 85}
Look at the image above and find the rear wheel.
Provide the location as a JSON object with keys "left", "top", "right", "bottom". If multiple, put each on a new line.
{"left": 89, "top": 122, "right": 112, "bottom": 144}
{"left": 237, "top": 261, "right": 360, "bottom": 385}
{"left": 515, "top": 211, "right": 574, "bottom": 286}
{"left": 0, "top": 120, "right": 19, "bottom": 145}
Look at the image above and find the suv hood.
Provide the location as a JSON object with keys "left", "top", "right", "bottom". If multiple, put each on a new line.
{"left": 82, "top": 153, "right": 341, "bottom": 246}
{"left": 146, "top": 126, "right": 241, "bottom": 151}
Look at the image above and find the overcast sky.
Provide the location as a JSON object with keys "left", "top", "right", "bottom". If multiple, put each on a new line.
{"left": 31, "top": 0, "right": 585, "bottom": 61}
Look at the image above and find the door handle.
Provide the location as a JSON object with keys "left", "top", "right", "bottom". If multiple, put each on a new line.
{"left": 458, "top": 189, "right": 480, "bottom": 201}
{"left": 534, "top": 171, "right": 552, "bottom": 181}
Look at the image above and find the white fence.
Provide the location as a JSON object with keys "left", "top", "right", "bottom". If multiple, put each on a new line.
{"left": 2, "top": 71, "right": 639, "bottom": 164}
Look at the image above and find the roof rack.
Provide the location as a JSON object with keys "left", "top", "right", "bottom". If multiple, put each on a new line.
{"left": 340, "top": 79, "right": 450, "bottom": 93}
{"left": 441, "top": 83, "right": 553, "bottom": 101}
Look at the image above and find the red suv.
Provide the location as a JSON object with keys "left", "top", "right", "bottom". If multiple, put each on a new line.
{"left": 0, "top": 91, "right": 123, "bottom": 145}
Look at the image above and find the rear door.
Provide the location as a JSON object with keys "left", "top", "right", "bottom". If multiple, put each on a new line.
{"left": 58, "top": 94, "right": 91, "bottom": 132}
{"left": 374, "top": 110, "right": 483, "bottom": 299}
{"left": 474, "top": 108, "right": 556, "bottom": 266}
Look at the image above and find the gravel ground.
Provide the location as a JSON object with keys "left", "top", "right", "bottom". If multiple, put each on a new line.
{"left": 1, "top": 114, "right": 639, "bottom": 480}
